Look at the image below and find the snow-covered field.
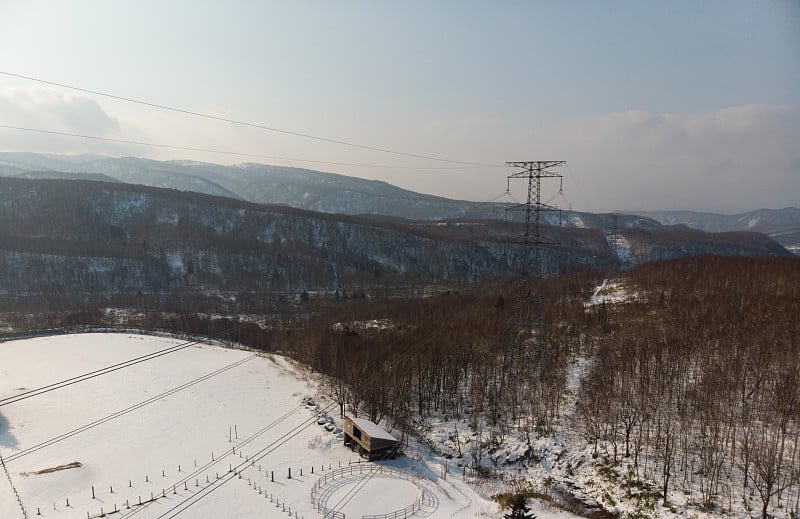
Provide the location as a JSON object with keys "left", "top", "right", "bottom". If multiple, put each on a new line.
{"left": 0, "top": 333, "right": 499, "bottom": 519}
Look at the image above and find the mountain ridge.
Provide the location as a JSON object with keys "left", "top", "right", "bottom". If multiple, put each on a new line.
{"left": 0, "top": 177, "right": 791, "bottom": 316}
{"left": 1, "top": 152, "right": 796, "bottom": 254}
{"left": 632, "top": 208, "right": 800, "bottom": 253}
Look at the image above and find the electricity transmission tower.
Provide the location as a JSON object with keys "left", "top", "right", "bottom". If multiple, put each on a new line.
{"left": 506, "top": 161, "right": 565, "bottom": 374}
{"left": 606, "top": 211, "right": 623, "bottom": 261}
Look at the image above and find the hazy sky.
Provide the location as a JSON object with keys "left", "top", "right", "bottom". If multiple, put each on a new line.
{"left": 0, "top": 1, "right": 798, "bottom": 213}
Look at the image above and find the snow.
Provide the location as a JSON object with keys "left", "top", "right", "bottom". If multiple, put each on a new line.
{"left": 0, "top": 333, "right": 498, "bottom": 519}
{"left": 331, "top": 319, "right": 397, "bottom": 334}
{"left": 568, "top": 214, "right": 585, "bottom": 229}
{"left": 165, "top": 253, "right": 184, "bottom": 273}
{"left": 156, "top": 212, "right": 179, "bottom": 226}
{"left": 586, "top": 279, "right": 636, "bottom": 306}
{"left": 745, "top": 216, "right": 759, "bottom": 228}
{"left": 609, "top": 235, "right": 633, "bottom": 263}
{"left": 348, "top": 418, "right": 397, "bottom": 442}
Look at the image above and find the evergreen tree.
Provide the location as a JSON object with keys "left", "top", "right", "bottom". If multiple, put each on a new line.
{"left": 504, "top": 494, "right": 535, "bottom": 519}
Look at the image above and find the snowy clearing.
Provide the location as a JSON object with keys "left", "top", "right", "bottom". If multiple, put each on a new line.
{"left": 585, "top": 279, "right": 637, "bottom": 306}
{"left": 0, "top": 333, "right": 502, "bottom": 519}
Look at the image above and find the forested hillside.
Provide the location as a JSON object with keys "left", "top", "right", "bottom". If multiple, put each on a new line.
{"left": 0, "top": 177, "right": 790, "bottom": 318}
{"left": 281, "top": 256, "right": 800, "bottom": 518}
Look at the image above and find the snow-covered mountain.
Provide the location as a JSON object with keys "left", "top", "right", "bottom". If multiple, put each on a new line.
{"left": 0, "top": 176, "right": 791, "bottom": 316}
{"left": 6, "top": 152, "right": 797, "bottom": 256}
{"left": 0, "top": 152, "right": 500, "bottom": 220}
{"left": 634, "top": 208, "right": 800, "bottom": 254}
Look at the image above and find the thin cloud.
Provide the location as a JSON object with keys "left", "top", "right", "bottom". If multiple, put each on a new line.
{"left": 0, "top": 86, "right": 128, "bottom": 156}
{"left": 0, "top": 90, "right": 797, "bottom": 213}
{"left": 541, "top": 105, "right": 800, "bottom": 213}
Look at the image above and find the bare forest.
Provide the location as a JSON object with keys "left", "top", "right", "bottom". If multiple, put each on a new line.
{"left": 282, "top": 257, "right": 800, "bottom": 518}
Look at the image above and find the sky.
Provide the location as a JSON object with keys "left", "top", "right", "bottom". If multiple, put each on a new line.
{"left": 0, "top": 0, "right": 798, "bottom": 213}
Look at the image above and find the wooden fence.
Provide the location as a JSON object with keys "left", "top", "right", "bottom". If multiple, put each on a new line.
{"left": 311, "top": 465, "right": 424, "bottom": 519}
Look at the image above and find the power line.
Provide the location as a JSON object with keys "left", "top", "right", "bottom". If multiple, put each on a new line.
{"left": 327, "top": 452, "right": 397, "bottom": 515}
{"left": 3, "top": 355, "right": 258, "bottom": 463}
{"left": 153, "top": 320, "right": 458, "bottom": 516}
{"left": 0, "top": 71, "right": 501, "bottom": 168}
{"left": 0, "top": 123, "right": 487, "bottom": 170}
{"left": 155, "top": 412, "right": 321, "bottom": 519}
{"left": 0, "top": 334, "right": 226, "bottom": 407}
{"left": 156, "top": 294, "right": 516, "bottom": 518}
{"left": 119, "top": 389, "right": 317, "bottom": 518}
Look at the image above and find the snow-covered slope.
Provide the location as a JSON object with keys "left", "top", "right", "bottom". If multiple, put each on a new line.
{"left": 634, "top": 207, "right": 800, "bottom": 254}
{"left": 0, "top": 333, "right": 498, "bottom": 518}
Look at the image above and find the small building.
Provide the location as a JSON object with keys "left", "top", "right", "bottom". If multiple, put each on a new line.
{"left": 343, "top": 416, "right": 399, "bottom": 461}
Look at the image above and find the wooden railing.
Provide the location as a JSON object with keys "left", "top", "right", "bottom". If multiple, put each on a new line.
{"left": 311, "top": 465, "right": 424, "bottom": 519}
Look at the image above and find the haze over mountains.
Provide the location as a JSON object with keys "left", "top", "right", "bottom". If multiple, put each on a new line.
{"left": 1, "top": 152, "right": 797, "bottom": 249}
{"left": 0, "top": 156, "right": 793, "bottom": 315}
{"left": 633, "top": 208, "right": 800, "bottom": 254}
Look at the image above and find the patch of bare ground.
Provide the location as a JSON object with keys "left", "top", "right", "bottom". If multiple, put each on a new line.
{"left": 21, "top": 461, "right": 82, "bottom": 476}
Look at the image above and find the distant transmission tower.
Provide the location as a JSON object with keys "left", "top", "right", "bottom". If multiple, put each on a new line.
{"left": 608, "top": 212, "right": 619, "bottom": 255}
{"left": 606, "top": 211, "right": 623, "bottom": 262}
{"left": 506, "top": 161, "right": 565, "bottom": 374}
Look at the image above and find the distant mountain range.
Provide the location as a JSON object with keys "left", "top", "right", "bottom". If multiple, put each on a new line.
{"left": 0, "top": 175, "right": 791, "bottom": 314}
{"left": 632, "top": 208, "right": 800, "bottom": 254}
{"left": 0, "top": 152, "right": 797, "bottom": 254}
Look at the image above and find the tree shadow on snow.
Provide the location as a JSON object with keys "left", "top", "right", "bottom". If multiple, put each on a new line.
{"left": 0, "top": 411, "right": 19, "bottom": 450}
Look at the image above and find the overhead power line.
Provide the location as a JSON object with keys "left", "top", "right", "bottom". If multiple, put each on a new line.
{"left": 0, "top": 335, "right": 212, "bottom": 407}
{"left": 0, "top": 71, "right": 502, "bottom": 168}
{"left": 156, "top": 298, "right": 516, "bottom": 518}
{"left": 3, "top": 355, "right": 258, "bottom": 463}
{"left": 0, "top": 123, "right": 485, "bottom": 170}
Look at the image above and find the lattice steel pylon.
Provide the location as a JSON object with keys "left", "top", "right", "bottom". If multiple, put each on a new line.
{"left": 506, "top": 161, "right": 565, "bottom": 376}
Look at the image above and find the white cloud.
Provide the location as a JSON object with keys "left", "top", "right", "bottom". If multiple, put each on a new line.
{"left": 534, "top": 105, "right": 800, "bottom": 213}
{"left": 0, "top": 86, "right": 132, "bottom": 156}
{"left": 0, "top": 88, "right": 797, "bottom": 214}
{"left": 0, "top": 86, "right": 119, "bottom": 132}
